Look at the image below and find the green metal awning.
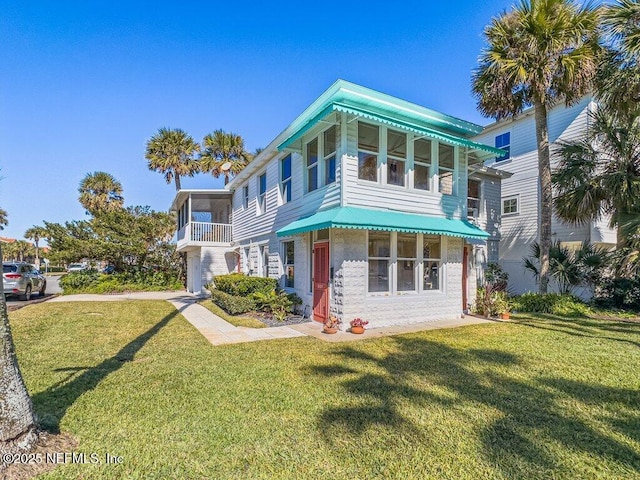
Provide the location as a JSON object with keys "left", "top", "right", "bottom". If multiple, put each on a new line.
{"left": 276, "top": 206, "right": 489, "bottom": 240}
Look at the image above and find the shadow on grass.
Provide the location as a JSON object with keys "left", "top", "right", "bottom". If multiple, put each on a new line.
{"left": 310, "top": 335, "right": 640, "bottom": 477}
{"left": 33, "top": 309, "right": 178, "bottom": 433}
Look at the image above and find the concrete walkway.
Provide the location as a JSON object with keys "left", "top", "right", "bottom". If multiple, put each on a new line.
{"left": 48, "top": 291, "right": 493, "bottom": 345}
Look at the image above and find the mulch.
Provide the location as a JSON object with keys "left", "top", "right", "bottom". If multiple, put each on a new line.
{"left": 2, "top": 431, "right": 78, "bottom": 480}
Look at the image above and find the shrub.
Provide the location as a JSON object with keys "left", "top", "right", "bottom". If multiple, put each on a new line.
{"left": 212, "top": 273, "right": 277, "bottom": 296}
{"left": 512, "top": 293, "right": 592, "bottom": 317}
{"left": 485, "top": 263, "right": 509, "bottom": 291}
{"left": 59, "top": 270, "right": 100, "bottom": 290}
{"left": 210, "top": 289, "right": 257, "bottom": 315}
{"left": 252, "top": 290, "right": 295, "bottom": 321}
{"left": 474, "top": 285, "right": 510, "bottom": 317}
{"left": 60, "top": 269, "right": 182, "bottom": 294}
{"left": 593, "top": 277, "right": 640, "bottom": 311}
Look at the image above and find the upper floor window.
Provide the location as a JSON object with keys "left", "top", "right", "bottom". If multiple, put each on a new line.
{"left": 280, "top": 155, "right": 292, "bottom": 203}
{"left": 438, "top": 143, "right": 455, "bottom": 195}
{"left": 495, "top": 132, "right": 510, "bottom": 162}
{"left": 387, "top": 130, "right": 406, "bottom": 187}
{"left": 414, "top": 138, "right": 432, "bottom": 191}
{"left": 306, "top": 138, "right": 319, "bottom": 192}
{"left": 468, "top": 179, "right": 481, "bottom": 220}
{"left": 358, "top": 122, "right": 379, "bottom": 182}
{"left": 502, "top": 195, "right": 519, "bottom": 215}
{"left": 243, "top": 185, "right": 249, "bottom": 209}
{"left": 258, "top": 172, "right": 267, "bottom": 214}
{"left": 324, "top": 126, "right": 337, "bottom": 185}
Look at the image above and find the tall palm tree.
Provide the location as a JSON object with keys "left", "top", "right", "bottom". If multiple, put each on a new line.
{"left": 553, "top": 108, "right": 640, "bottom": 250}
{"left": 79, "top": 171, "right": 124, "bottom": 216}
{"left": 25, "top": 225, "right": 47, "bottom": 268}
{"left": 472, "top": 0, "right": 600, "bottom": 293}
{"left": 0, "top": 208, "right": 7, "bottom": 231}
{"left": 0, "top": 192, "right": 38, "bottom": 465}
{"left": 200, "top": 130, "right": 251, "bottom": 185}
{"left": 145, "top": 128, "right": 200, "bottom": 191}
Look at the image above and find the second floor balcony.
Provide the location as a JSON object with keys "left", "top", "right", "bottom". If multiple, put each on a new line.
{"left": 177, "top": 221, "right": 232, "bottom": 251}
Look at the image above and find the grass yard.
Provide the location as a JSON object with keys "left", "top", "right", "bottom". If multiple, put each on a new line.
{"left": 9, "top": 302, "right": 640, "bottom": 479}
{"left": 196, "top": 299, "right": 266, "bottom": 328}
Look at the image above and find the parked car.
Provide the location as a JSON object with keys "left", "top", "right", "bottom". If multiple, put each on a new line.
{"left": 67, "top": 263, "right": 87, "bottom": 272}
{"left": 2, "top": 262, "right": 46, "bottom": 300}
{"left": 102, "top": 264, "right": 115, "bottom": 274}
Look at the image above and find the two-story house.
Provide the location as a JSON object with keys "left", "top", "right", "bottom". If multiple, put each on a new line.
{"left": 473, "top": 97, "right": 617, "bottom": 294}
{"left": 171, "top": 80, "right": 508, "bottom": 327}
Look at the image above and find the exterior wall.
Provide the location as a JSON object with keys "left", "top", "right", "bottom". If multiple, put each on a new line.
{"left": 332, "top": 230, "right": 464, "bottom": 328}
{"left": 200, "top": 246, "right": 236, "bottom": 289}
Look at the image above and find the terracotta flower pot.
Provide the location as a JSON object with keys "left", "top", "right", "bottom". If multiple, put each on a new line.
{"left": 500, "top": 312, "right": 510, "bottom": 320}
{"left": 323, "top": 327, "right": 338, "bottom": 334}
{"left": 351, "top": 326, "right": 365, "bottom": 334}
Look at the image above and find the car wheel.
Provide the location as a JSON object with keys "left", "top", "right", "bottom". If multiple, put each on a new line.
{"left": 21, "top": 284, "right": 32, "bottom": 301}
{"left": 40, "top": 282, "right": 46, "bottom": 297}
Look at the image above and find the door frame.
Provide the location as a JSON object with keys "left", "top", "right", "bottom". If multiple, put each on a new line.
{"left": 312, "top": 241, "right": 330, "bottom": 323}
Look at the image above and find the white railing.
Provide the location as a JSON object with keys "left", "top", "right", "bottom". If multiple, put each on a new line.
{"left": 189, "top": 222, "right": 232, "bottom": 244}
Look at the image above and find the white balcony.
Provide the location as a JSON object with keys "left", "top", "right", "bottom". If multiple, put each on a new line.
{"left": 177, "top": 222, "right": 232, "bottom": 251}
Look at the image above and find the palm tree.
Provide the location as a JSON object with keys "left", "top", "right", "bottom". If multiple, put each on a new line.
{"left": 0, "top": 208, "right": 7, "bottom": 231}
{"left": 472, "top": 0, "right": 600, "bottom": 293}
{"left": 24, "top": 225, "right": 47, "bottom": 268}
{"left": 200, "top": 130, "right": 251, "bottom": 185}
{"left": 145, "top": 128, "right": 200, "bottom": 191}
{"left": 553, "top": 108, "right": 640, "bottom": 249}
{"left": 0, "top": 190, "right": 38, "bottom": 466}
{"left": 79, "top": 171, "right": 124, "bottom": 216}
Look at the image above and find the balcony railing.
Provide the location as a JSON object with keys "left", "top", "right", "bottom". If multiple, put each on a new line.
{"left": 177, "top": 221, "right": 232, "bottom": 247}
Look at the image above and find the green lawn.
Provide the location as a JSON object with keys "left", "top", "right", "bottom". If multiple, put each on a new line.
{"left": 197, "top": 299, "right": 266, "bottom": 328}
{"left": 9, "top": 302, "right": 640, "bottom": 479}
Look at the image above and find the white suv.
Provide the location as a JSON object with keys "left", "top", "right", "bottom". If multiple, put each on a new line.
{"left": 2, "top": 262, "right": 46, "bottom": 300}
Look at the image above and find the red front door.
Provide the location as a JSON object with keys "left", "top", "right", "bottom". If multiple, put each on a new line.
{"left": 313, "top": 242, "right": 329, "bottom": 322}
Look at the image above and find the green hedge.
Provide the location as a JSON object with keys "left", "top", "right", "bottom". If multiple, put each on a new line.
{"left": 212, "top": 273, "right": 277, "bottom": 296}
{"left": 210, "top": 289, "right": 257, "bottom": 315}
{"left": 60, "top": 270, "right": 183, "bottom": 294}
{"left": 512, "top": 293, "right": 591, "bottom": 317}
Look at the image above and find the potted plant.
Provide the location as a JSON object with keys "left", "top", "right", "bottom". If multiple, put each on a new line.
{"left": 323, "top": 315, "right": 341, "bottom": 334}
{"left": 493, "top": 294, "right": 511, "bottom": 320}
{"left": 350, "top": 318, "right": 369, "bottom": 334}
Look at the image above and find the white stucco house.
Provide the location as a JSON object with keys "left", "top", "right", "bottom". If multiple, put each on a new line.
{"left": 472, "top": 97, "right": 617, "bottom": 294}
{"left": 171, "top": 80, "right": 511, "bottom": 327}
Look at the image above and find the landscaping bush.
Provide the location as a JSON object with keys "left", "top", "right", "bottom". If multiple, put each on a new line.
{"left": 512, "top": 293, "right": 592, "bottom": 317}
{"left": 59, "top": 270, "right": 100, "bottom": 290}
{"left": 60, "top": 269, "right": 183, "bottom": 294}
{"left": 210, "top": 289, "right": 257, "bottom": 315}
{"left": 593, "top": 277, "right": 640, "bottom": 311}
{"left": 212, "top": 273, "right": 277, "bottom": 296}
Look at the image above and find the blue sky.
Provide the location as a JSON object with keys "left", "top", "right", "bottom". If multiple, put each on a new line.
{"left": 2, "top": 0, "right": 518, "bottom": 241}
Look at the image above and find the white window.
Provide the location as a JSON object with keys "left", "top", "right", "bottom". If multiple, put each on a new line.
{"left": 387, "top": 130, "right": 407, "bottom": 187}
{"left": 280, "top": 155, "right": 292, "bottom": 204}
{"left": 423, "top": 236, "right": 441, "bottom": 291}
{"left": 397, "top": 233, "right": 417, "bottom": 291}
{"left": 368, "top": 231, "right": 390, "bottom": 292}
{"left": 306, "top": 138, "right": 318, "bottom": 192}
{"left": 358, "top": 122, "right": 379, "bottom": 182}
{"left": 438, "top": 143, "right": 455, "bottom": 195}
{"left": 258, "top": 173, "right": 267, "bottom": 214}
{"left": 502, "top": 195, "right": 519, "bottom": 215}
{"left": 414, "top": 138, "right": 431, "bottom": 191}
{"left": 495, "top": 132, "right": 510, "bottom": 162}
{"left": 324, "top": 126, "right": 337, "bottom": 185}
{"left": 468, "top": 179, "right": 481, "bottom": 220}
{"left": 283, "top": 241, "right": 295, "bottom": 288}
{"left": 243, "top": 185, "right": 249, "bottom": 209}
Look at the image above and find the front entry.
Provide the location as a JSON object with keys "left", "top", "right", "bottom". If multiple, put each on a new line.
{"left": 312, "top": 242, "right": 329, "bottom": 322}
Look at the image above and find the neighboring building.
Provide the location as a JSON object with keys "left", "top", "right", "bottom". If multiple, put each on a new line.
{"left": 171, "top": 80, "right": 509, "bottom": 327}
{"left": 473, "top": 97, "right": 617, "bottom": 294}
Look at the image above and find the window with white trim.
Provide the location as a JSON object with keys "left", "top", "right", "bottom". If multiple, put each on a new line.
{"left": 368, "top": 231, "right": 390, "bottom": 292}
{"left": 502, "top": 195, "right": 519, "bottom": 215}
{"left": 423, "top": 236, "right": 441, "bottom": 291}
{"left": 243, "top": 185, "right": 249, "bottom": 209}
{"left": 387, "top": 130, "right": 406, "bottom": 186}
{"left": 468, "top": 179, "right": 481, "bottom": 220}
{"left": 324, "top": 126, "right": 337, "bottom": 185}
{"left": 438, "top": 143, "right": 455, "bottom": 195}
{"left": 495, "top": 132, "right": 510, "bottom": 162}
{"left": 414, "top": 138, "right": 431, "bottom": 191}
{"left": 283, "top": 241, "right": 294, "bottom": 288}
{"left": 358, "top": 122, "right": 379, "bottom": 182}
{"left": 280, "top": 154, "right": 292, "bottom": 203}
{"left": 306, "top": 138, "right": 318, "bottom": 192}
{"left": 258, "top": 172, "right": 267, "bottom": 214}
{"left": 397, "top": 233, "right": 417, "bottom": 291}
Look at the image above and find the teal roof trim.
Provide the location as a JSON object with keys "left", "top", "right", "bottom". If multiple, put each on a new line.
{"left": 276, "top": 206, "right": 490, "bottom": 240}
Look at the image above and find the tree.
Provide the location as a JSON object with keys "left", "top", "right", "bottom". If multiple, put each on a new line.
{"left": 554, "top": 109, "right": 640, "bottom": 249}
{"left": 25, "top": 225, "right": 47, "bottom": 267}
{"left": 0, "top": 202, "right": 38, "bottom": 467}
{"left": 145, "top": 128, "right": 200, "bottom": 191}
{"left": 0, "top": 208, "right": 7, "bottom": 231}
{"left": 472, "top": 0, "right": 600, "bottom": 293}
{"left": 200, "top": 130, "right": 251, "bottom": 185}
{"left": 11, "top": 240, "right": 35, "bottom": 263}
{"left": 78, "top": 171, "right": 124, "bottom": 216}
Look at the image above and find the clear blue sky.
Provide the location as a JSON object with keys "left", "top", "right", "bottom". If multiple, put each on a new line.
{"left": 1, "top": 0, "right": 518, "bottom": 241}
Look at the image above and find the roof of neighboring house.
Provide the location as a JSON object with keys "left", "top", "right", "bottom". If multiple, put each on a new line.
{"left": 0, "top": 236, "right": 16, "bottom": 243}
{"left": 227, "top": 80, "right": 506, "bottom": 190}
